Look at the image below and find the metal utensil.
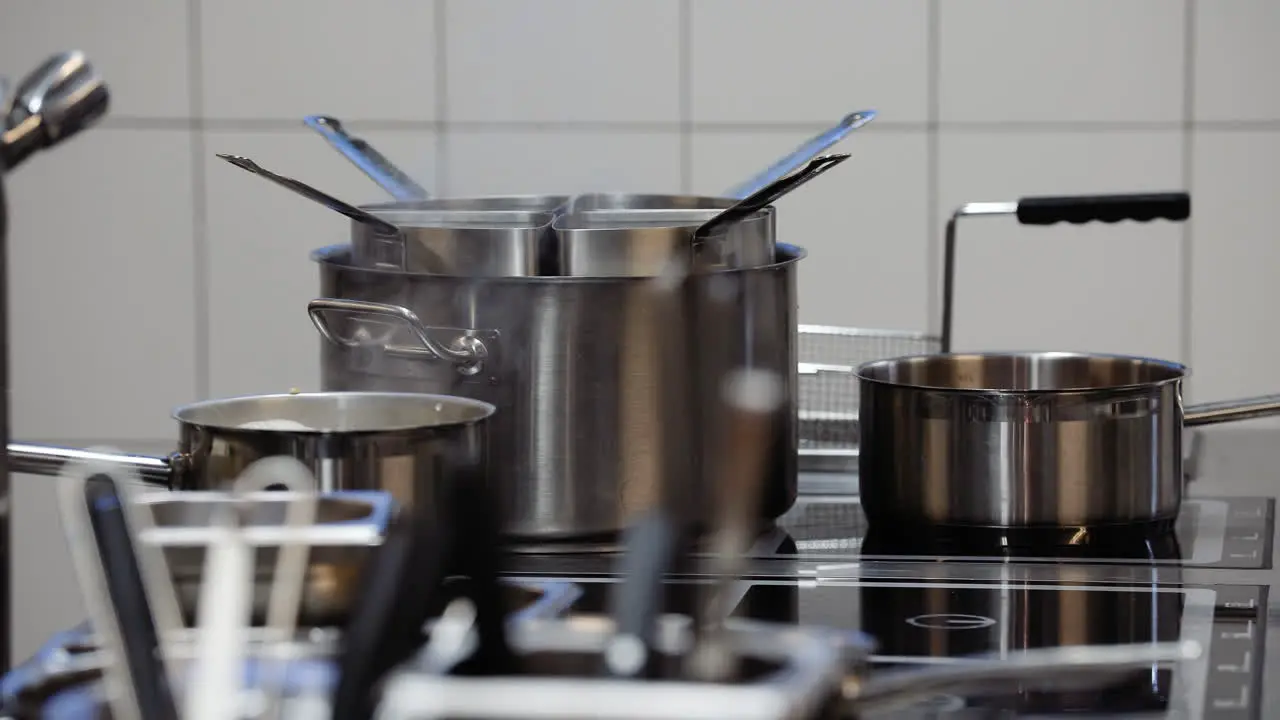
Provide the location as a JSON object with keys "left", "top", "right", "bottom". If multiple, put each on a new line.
{"left": 604, "top": 256, "right": 696, "bottom": 678}
{"left": 217, "top": 154, "right": 553, "bottom": 275}
{"left": 217, "top": 153, "right": 403, "bottom": 237}
{"left": 695, "top": 153, "right": 849, "bottom": 240}
{"left": 557, "top": 154, "right": 845, "bottom": 278}
{"left": 1, "top": 50, "right": 109, "bottom": 170}
{"left": 723, "top": 110, "right": 875, "bottom": 199}
{"left": 57, "top": 458, "right": 180, "bottom": 720}
{"left": 303, "top": 115, "right": 429, "bottom": 202}
{"left": 687, "top": 369, "right": 785, "bottom": 682}
{"left": 567, "top": 108, "right": 874, "bottom": 212}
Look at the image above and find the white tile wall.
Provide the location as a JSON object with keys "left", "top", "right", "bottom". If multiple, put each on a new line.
{"left": 5, "top": 0, "right": 1280, "bottom": 662}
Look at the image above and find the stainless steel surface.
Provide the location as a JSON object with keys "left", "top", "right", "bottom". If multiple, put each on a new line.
{"left": 365, "top": 196, "right": 570, "bottom": 213}
{"left": 0, "top": 50, "right": 109, "bottom": 170}
{"left": 556, "top": 153, "right": 847, "bottom": 278}
{"left": 303, "top": 115, "right": 429, "bottom": 201}
{"left": 856, "top": 351, "right": 1280, "bottom": 528}
{"left": 553, "top": 208, "right": 774, "bottom": 277}
{"left": 722, "top": 110, "right": 876, "bottom": 199}
{"left": 353, "top": 206, "right": 556, "bottom": 276}
{"left": 567, "top": 192, "right": 737, "bottom": 213}
{"left": 796, "top": 326, "right": 940, "bottom": 473}
{"left": 311, "top": 243, "right": 803, "bottom": 539}
{"left": 8, "top": 392, "right": 494, "bottom": 512}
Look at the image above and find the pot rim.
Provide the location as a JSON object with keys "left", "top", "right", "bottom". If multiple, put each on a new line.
{"left": 854, "top": 350, "right": 1191, "bottom": 396}
{"left": 171, "top": 390, "right": 497, "bottom": 434}
{"left": 310, "top": 242, "right": 807, "bottom": 282}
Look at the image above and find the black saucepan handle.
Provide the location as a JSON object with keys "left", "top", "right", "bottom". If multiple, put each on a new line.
{"left": 1015, "top": 192, "right": 1190, "bottom": 226}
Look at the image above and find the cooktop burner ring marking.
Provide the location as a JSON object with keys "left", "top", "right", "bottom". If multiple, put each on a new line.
{"left": 905, "top": 613, "right": 997, "bottom": 630}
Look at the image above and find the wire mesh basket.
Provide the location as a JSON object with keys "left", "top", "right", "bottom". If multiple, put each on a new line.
{"left": 797, "top": 325, "right": 940, "bottom": 472}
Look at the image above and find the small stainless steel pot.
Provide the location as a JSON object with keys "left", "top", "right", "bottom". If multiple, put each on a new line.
{"left": 856, "top": 352, "right": 1280, "bottom": 528}
{"left": 8, "top": 391, "right": 494, "bottom": 511}
{"left": 552, "top": 207, "right": 775, "bottom": 277}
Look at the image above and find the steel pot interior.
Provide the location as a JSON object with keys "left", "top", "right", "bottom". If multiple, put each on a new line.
{"left": 174, "top": 391, "right": 495, "bottom": 433}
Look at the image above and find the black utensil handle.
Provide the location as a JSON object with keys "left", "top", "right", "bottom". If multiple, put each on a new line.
{"left": 1015, "top": 192, "right": 1190, "bottom": 226}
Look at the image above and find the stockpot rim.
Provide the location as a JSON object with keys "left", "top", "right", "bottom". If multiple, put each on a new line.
{"left": 170, "top": 390, "right": 498, "bottom": 434}
{"left": 854, "top": 350, "right": 1191, "bottom": 396}
{"left": 309, "top": 242, "right": 807, "bottom": 282}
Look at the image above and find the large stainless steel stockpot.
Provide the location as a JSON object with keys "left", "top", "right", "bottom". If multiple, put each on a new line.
{"left": 9, "top": 391, "right": 494, "bottom": 511}
{"left": 309, "top": 243, "right": 804, "bottom": 540}
{"left": 855, "top": 352, "right": 1280, "bottom": 529}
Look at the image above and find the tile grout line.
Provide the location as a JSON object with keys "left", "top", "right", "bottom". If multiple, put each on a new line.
{"left": 925, "top": 0, "right": 941, "bottom": 334}
{"left": 1180, "top": 0, "right": 1197, "bottom": 385}
{"left": 678, "top": 0, "right": 692, "bottom": 193}
{"left": 89, "top": 117, "right": 1280, "bottom": 133}
{"left": 187, "top": 0, "right": 210, "bottom": 400}
{"left": 434, "top": 0, "right": 449, "bottom": 194}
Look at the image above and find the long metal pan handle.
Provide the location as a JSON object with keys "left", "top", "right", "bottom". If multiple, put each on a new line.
{"left": 303, "top": 115, "right": 429, "bottom": 202}
{"left": 215, "top": 153, "right": 402, "bottom": 238}
{"left": 8, "top": 443, "right": 179, "bottom": 486}
{"left": 847, "top": 639, "right": 1201, "bottom": 714}
{"left": 308, "top": 298, "right": 486, "bottom": 373}
{"left": 1185, "top": 394, "right": 1280, "bottom": 427}
{"left": 940, "top": 191, "right": 1192, "bottom": 353}
{"left": 696, "top": 154, "right": 850, "bottom": 240}
{"left": 721, "top": 110, "right": 875, "bottom": 200}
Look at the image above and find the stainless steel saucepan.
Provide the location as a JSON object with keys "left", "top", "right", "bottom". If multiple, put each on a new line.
{"left": 856, "top": 351, "right": 1280, "bottom": 529}
{"left": 7, "top": 391, "right": 494, "bottom": 511}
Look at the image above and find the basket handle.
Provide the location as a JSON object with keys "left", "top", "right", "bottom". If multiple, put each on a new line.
{"left": 939, "top": 192, "right": 1191, "bottom": 352}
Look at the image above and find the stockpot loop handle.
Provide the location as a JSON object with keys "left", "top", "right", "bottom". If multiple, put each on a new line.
{"left": 940, "top": 191, "right": 1191, "bottom": 353}
{"left": 308, "top": 298, "right": 486, "bottom": 373}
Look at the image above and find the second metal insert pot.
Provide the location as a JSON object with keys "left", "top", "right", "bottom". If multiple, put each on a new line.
{"left": 856, "top": 351, "right": 1280, "bottom": 529}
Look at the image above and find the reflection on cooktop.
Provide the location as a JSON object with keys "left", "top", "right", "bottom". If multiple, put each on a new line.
{"left": 770, "top": 496, "right": 1275, "bottom": 569}
{"left": 727, "top": 580, "right": 1233, "bottom": 718}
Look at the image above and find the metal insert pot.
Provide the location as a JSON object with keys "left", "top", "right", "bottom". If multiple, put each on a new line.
{"left": 856, "top": 351, "right": 1280, "bottom": 528}
{"left": 8, "top": 391, "right": 494, "bottom": 511}
{"left": 553, "top": 207, "right": 775, "bottom": 277}
{"left": 353, "top": 207, "right": 557, "bottom": 276}
{"left": 309, "top": 243, "right": 804, "bottom": 540}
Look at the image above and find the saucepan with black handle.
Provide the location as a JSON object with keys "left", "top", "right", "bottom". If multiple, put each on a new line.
{"left": 854, "top": 191, "right": 1280, "bottom": 529}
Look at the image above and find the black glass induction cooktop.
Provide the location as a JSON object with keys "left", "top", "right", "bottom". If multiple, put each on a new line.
{"left": 512, "top": 574, "right": 1265, "bottom": 719}
{"left": 767, "top": 496, "right": 1275, "bottom": 569}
